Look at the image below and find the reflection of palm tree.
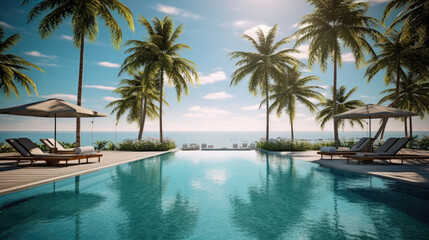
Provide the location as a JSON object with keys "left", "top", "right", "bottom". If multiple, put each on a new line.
{"left": 230, "top": 153, "right": 316, "bottom": 240}
{"left": 0, "top": 191, "right": 105, "bottom": 238}
{"left": 110, "top": 155, "right": 198, "bottom": 239}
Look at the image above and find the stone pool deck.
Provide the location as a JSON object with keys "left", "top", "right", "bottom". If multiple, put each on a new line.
{"left": 0, "top": 150, "right": 175, "bottom": 195}
{"left": 0, "top": 149, "right": 428, "bottom": 195}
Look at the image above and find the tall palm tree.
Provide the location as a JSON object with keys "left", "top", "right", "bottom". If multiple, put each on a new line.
{"left": 294, "top": 0, "right": 380, "bottom": 147}
{"left": 0, "top": 26, "right": 42, "bottom": 99}
{"left": 23, "top": 0, "right": 134, "bottom": 146}
{"left": 382, "top": 0, "right": 429, "bottom": 46}
{"left": 230, "top": 24, "right": 303, "bottom": 141}
{"left": 316, "top": 85, "right": 365, "bottom": 131}
{"left": 378, "top": 71, "right": 429, "bottom": 119}
{"left": 120, "top": 16, "right": 199, "bottom": 142}
{"left": 262, "top": 67, "right": 323, "bottom": 141}
{"left": 365, "top": 31, "right": 429, "bottom": 106}
{"left": 107, "top": 70, "right": 165, "bottom": 140}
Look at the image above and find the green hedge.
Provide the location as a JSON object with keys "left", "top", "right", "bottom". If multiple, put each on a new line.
{"left": 408, "top": 135, "right": 429, "bottom": 150}
{"left": 118, "top": 138, "right": 176, "bottom": 151}
{"left": 257, "top": 137, "right": 358, "bottom": 151}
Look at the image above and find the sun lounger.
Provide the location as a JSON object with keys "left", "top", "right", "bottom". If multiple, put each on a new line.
{"left": 1, "top": 138, "right": 102, "bottom": 166}
{"left": 249, "top": 143, "right": 256, "bottom": 149}
{"left": 233, "top": 144, "right": 238, "bottom": 149}
{"left": 40, "top": 138, "right": 75, "bottom": 153}
{"left": 317, "top": 137, "right": 375, "bottom": 159}
{"left": 346, "top": 137, "right": 413, "bottom": 164}
{"left": 201, "top": 143, "right": 207, "bottom": 149}
{"left": 242, "top": 143, "right": 248, "bottom": 149}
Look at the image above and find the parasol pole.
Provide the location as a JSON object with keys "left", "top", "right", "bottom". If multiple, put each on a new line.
{"left": 369, "top": 117, "right": 371, "bottom": 138}
{"left": 409, "top": 116, "right": 412, "bottom": 137}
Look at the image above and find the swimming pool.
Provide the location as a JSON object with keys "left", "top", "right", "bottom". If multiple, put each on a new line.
{"left": 1, "top": 151, "right": 429, "bottom": 239}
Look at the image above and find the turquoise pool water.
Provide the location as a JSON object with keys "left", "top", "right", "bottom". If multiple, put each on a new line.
{"left": 1, "top": 151, "right": 429, "bottom": 239}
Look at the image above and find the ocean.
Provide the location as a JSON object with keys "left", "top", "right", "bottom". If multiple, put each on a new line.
{"left": 1, "top": 131, "right": 428, "bottom": 148}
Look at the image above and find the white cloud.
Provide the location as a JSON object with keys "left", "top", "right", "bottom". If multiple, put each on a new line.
{"left": 199, "top": 71, "right": 227, "bottom": 85}
{"left": 41, "top": 94, "right": 77, "bottom": 102}
{"left": 233, "top": 20, "right": 255, "bottom": 29}
{"left": 241, "top": 104, "right": 264, "bottom": 111}
{"left": 203, "top": 91, "right": 233, "bottom": 100}
{"left": 320, "top": 85, "right": 329, "bottom": 89}
{"left": 35, "top": 62, "right": 58, "bottom": 67}
{"left": 97, "top": 61, "right": 120, "bottom": 68}
{"left": 184, "top": 105, "right": 231, "bottom": 119}
{"left": 243, "top": 24, "right": 273, "bottom": 39}
{"left": 0, "top": 21, "right": 14, "bottom": 29}
{"left": 25, "top": 51, "right": 57, "bottom": 59}
{"left": 222, "top": 48, "right": 232, "bottom": 53}
{"left": 103, "top": 96, "right": 120, "bottom": 102}
{"left": 291, "top": 45, "right": 309, "bottom": 60}
{"left": 85, "top": 85, "right": 116, "bottom": 91}
{"left": 61, "top": 35, "right": 73, "bottom": 41}
{"left": 156, "top": 4, "right": 201, "bottom": 20}
{"left": 341, "top": 52, "right": 355, "bottom": 62}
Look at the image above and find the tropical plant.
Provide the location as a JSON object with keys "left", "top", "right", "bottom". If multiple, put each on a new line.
{"left": 294, "top": 0, "right": 380, "bottom": 146}
{"left": 315, "top": 85, "right": 365, "bottom": 130}
{"left": 382, "top": 0, "right": 429, "bottom": 46}
{"left": 262, "top": 67, "right": 323, "bottom": 141}
{"left": 378, "top": 71, "right": 429, "bottom": 119}
{"left": 365, "top": 31, "right": 429, "bottom": 106}
{"left": 118, "top": 138, "right": 176, "bottom": 151}
{"left": 230, "top": 24, "right": 303, "bottom": 141}
{"left": 23, "top": 0, "right": 134, "bottom": 147}
{"left": 120, "top": 16, "right": 198, "bottom": 142}
{"left": 107, "top": 70, "right": 164, "bottom": 140}
{"left": 94, "top": 140, "right": 109, "bottom": 150}
{"left": 0, "top": 26, "right": 42, "bottom": 99}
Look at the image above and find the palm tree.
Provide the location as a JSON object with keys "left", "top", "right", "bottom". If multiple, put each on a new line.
{"left": 263, "top": 67, "right": 323, "bottom": 141}
{"left": 365, "top": 31, "right": 429, "bottom": 106}
{"left": 120, "top": 16, "right": 198, "bottom": 142}
{"left": 378, "top": 71, "right": 429, "bottom": 119}
{"left": 294, "top": 0, "right": 380, "bottom": 147}
{"left": 316, "top": 85, "right": 365, "bottom": 131}
{"left": 0, "top": 26, "right": 42, "bottom": 99}
{"left": 382, "top": 0, "right": 429, "bottom": 46}
{"left": 107, "top": 70, "right": 165, "bottom": 140}
{"left": 230, "top": 24, "right": 303, "bottom": 141}
{"left": 23, "top": 0, "right": 134, "bottom": 146}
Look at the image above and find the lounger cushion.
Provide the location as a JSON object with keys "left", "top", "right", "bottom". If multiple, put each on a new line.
{"left": 375, "top": 138, "right": 398, "bottom": 154}
{"left": 18, "top": 138, "right": 44, "bottom": 155}
{"left": 75, "top": 146, "right": 95, "bottom": 154}
{"left": 320, "top": 146, "right": 336, "bottom": 152}
{"left": 350, "top": 138, "right": 368, "bottom": 151}
{"left": 6, "top": 139, "right": 31, "bottom": 157}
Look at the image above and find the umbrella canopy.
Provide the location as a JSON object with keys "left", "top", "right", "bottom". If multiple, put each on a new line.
{"left": 333, "top": 104, "right": 418, "bottom": 119}
{"left": 0, "top": 98, "right": 107, "bottom": 118}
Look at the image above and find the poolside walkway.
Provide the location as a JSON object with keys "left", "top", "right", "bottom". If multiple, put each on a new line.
{"left": 0, "top": 150, "right": 175, "bottom": 195}
{"left": 269, "top": 150, "right": 429, "bottom": 188}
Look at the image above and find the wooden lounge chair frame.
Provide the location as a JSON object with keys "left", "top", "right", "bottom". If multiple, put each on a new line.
{"left": 2, "top": 138, "right": 102, "bottom": 166}
{"left": 346, "top": 154, "right": 429, "bottom": 165}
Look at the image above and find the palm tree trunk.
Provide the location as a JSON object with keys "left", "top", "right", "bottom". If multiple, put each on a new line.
{"left": 159, "top": 68, "right": 164, "bottom": 142}
{"left": 76, "top": 37, "right": 84, "bottom": 147}
{"left": 290, "top": 115, "right": 294, "bottom": 142}
{"left": 333, "top": 54, "right": 339, "bottom": 147}
{"left": 381, "top": 65, "right": 401, "bottom": 140}
{"left": 265, "top": 74, "right": 269, "bottom": 141}
{"left": 138, "top": 98, "right": 147, "bottom": 140}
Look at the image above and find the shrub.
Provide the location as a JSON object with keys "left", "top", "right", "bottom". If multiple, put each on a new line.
{"left": 95, "top": 140, "right": 109, "bottom": 150}
{"left": 408, "top": 135, "right": 429, "bottom": 150}
{"left": 0, "top": 142, "right": 14, "bottom": 153}
{"left": 256, "top": 137, "right": 357, "bottom": 151}
{"left": 118, "top": 137, "right": 176, "bottom": 151}
{"left": 106, "top": 140, "right": 117, "bottom": 150}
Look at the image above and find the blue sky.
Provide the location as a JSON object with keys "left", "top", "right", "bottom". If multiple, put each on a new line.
{"left": 0, "top": 0, "right": 427, "bottom": 133}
